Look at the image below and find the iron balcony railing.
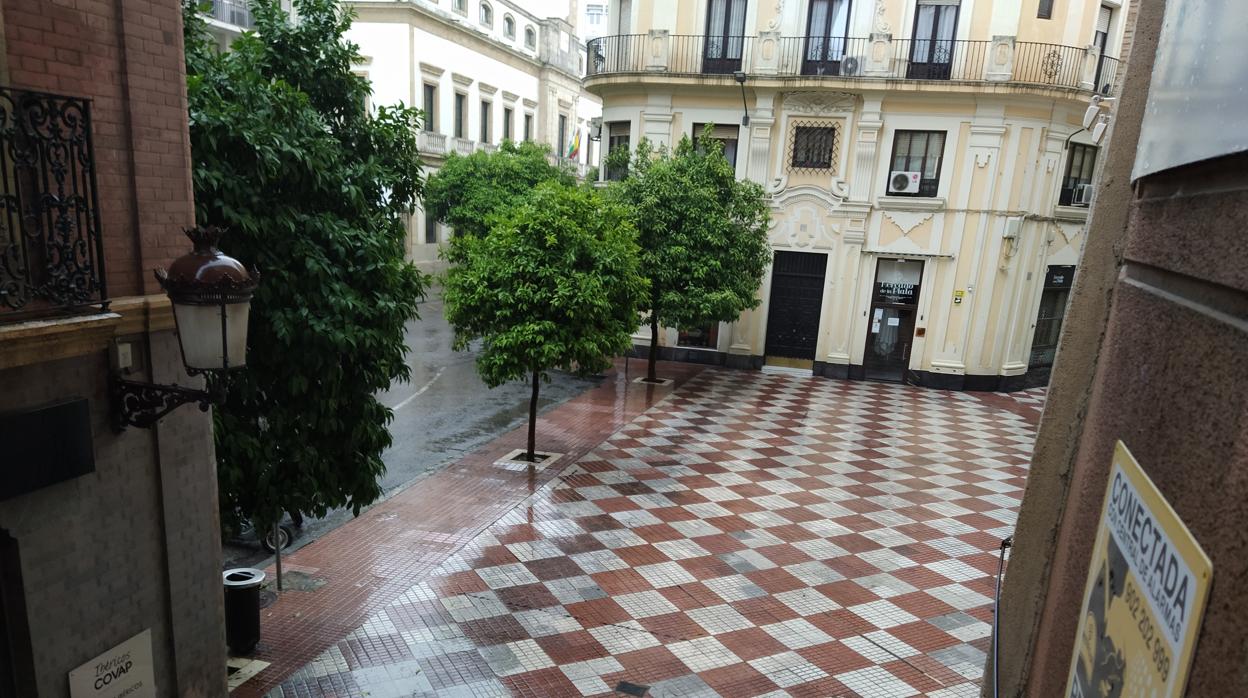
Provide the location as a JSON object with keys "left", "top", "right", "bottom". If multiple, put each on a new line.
{"left": 587, "top": 34, "right": 1117, "bottom": 94}
{"left": 0, "top": 86, "right": 107, "bottom": 320}
{"left": 207, "top": 0, "right": 254, "bottom": 30}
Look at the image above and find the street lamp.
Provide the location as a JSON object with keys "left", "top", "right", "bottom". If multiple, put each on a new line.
{"left": 733, "top": 70, "right": 750, "bottom": 126}
{"left": 111, "top": 226, "right": 258, "bottom": 431}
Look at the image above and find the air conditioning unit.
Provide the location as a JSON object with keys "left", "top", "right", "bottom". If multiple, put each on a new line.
{"left": 840, "top": 56, "right": 861, "bottom": 76}
{"left": 1072, "top": 183, "right": 1093, "bottom": 205}
{"left": 888, "top": 171, "right": 921, "bottom": 194}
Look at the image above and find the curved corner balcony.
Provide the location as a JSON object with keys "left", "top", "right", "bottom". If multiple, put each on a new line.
{"left": 585, "top": 34, "right": 1119, "bottom": 96}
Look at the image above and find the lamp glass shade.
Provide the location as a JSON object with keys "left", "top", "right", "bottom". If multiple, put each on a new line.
{"left": 173, "top": 300, "right": 251, "bottom": 370}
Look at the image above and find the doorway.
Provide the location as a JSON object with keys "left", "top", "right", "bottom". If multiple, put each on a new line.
{"left": 703, "top": 0, "right": 747, "bottom": 74}
{"left": 862, "top": 258, "right": 923, "bottom": 382}
{"left": 764, "top": 251, "right": 828, "bottom": 368}
{"left": 907, "top": 0, "right": 959, "bottom": 80}
{"left": 1027, "top": 265, "right": 1075, "bottom": 384}
{"left": 802, "top": 0, "right": 851, "bottom": 76}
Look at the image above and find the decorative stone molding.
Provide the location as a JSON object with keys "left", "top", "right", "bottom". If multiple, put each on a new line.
{"left": 646, "top": 30, "right": 670, "bottom": 72}
{"left": 872, "top": 0, "right": 891, "bottom": 33}
{"left": 766, "top": 0, "right": 785, "bottom": 31}
{"left": 783, "top": 91, "right": 857, "bottom": 116}
{"left": 864, "top": 34, "right": 893, "bottom": 76}
{"left": 501, "top": 91, "right": 519, "bottom": 103}
{"left": 882, "top": 210, "right": 934, "bottom": 236}
{"left": 451, "top": 72, "right": 473, "bottom": 87}
{"left": 876, "top": 195, "right": 947, "bottom": 212}
{"left": 0, "top": 312, "right": 121, "bottom": 370}
{"left": 752, "top": 32, "right": 782, "bottom": 75}
{"left": 1053, "top": 205, "right": 1090, "bottom": 222}
{"left": 766, "top": 191, "right": 842, "bottom": 251}
{"left": 419, "top": 63, "right": 445, "bottom": 77}
{"left": 522, "top": 98, "right": 538, "bottom": 109}
{"left": 987, "top": 36, "right": 1016, "bottom": 81}
{"left": 849, "top": 118, "right": 882, "bottom": 202}
{"left": 478, "top": 83, "right": 498, "bottom": 96}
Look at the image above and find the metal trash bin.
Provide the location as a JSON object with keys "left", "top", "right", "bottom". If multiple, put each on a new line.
{"left": 222, "top": 568, "right": 266, "bottom": 655}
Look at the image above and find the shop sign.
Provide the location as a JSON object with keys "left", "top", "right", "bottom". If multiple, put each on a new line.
{"left": 875, "top": 281, "right": 918, "bottom": 305}
{"left": 1066, "top": 442, "right": 1212, "bottom": 698}
{"left": 69, "top": 629, "right": 156, "bottom": 698}
{"left": 1045, "top": 265, "right": 1076, "bottom": 290}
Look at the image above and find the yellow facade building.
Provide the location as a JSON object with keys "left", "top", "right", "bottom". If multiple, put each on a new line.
{"left": 586, "top": 0, "right": 1133, "bottom": 389}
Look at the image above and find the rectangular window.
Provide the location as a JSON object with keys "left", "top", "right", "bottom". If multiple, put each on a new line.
{"left": 503, "top": 107, "right": 513, "bottom": 141}
{"left": 524, "top": 113, "right": 533, "bottom": 141}
{"left": 606, "top": 121, "right": 630, "bottom": 180}
{"left": 480, "top": 101, "right": 492, "bottom": 143}
{"left": 424, "top": 214, "right": 438, "bottom": 244}
{"left": 678, "top": 323, "right": 719, "bottom": 349}
{"left": 558, "top": 114, "right": 568, "bottom": 156}
{"left": 693, "top": 123, "right": 739, "bottom": 169}
{"left": 1059, "top": 143, "right": 1098, "bottom": 206}
{"left": 454, "top": 93, "right": 466, "bottom": 138}
{"left": 887, "top": 130, "right": 946, "bottom": 197}
{"left": 422, "top": 84, "right": 437, "bottom": 132}
{"left": 1037, "top": 0, "right": 1054, "bottom": 19}
{"left": 790, "top": 125, "right": 836, "bottom": 170}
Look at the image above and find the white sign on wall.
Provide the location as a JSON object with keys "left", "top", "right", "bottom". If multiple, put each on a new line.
{"left": 68, "top": 629, "right": 156, "bottom": 698}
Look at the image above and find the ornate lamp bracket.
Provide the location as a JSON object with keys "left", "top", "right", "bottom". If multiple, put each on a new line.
{"left": 110, "top": 376, "right": 217, "bottom": 432}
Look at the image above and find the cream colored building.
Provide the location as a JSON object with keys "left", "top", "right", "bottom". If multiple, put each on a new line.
{"left": 587, "top": 0, "right": 1132, "bottom": 390}
{"left": 345, "top": 0, "right": 604, "bottom": 271}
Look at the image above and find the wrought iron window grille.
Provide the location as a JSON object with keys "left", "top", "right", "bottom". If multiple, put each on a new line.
{"left": 0, "top": 86, "right": 107, "bottom": 321}
{"left": 787, "top": 122, "right": 839, "bottom": 174}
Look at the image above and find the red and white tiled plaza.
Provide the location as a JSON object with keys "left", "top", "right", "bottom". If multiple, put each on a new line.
{"left": 262, "top": 367, "right": 1042, "bottom": 697}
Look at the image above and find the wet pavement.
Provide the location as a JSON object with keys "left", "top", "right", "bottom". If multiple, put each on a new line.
{"left": 233, "top": 363, "right": 1045, "bottom": 697}
{"left": 225, "top": 293, "right": 600, "bottom": 567}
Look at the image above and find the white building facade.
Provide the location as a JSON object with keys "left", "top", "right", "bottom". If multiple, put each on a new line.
{"left": 346, "top": 0, "right": 604, "bottom": 270}
{"left": 587, "top": 0, "right": 1134, "bottom": 390}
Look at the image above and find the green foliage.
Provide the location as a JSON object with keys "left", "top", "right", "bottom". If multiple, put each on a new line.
{"left": 442, "top": 182, "right": 645, "bottom": 456}
{"left": 424, "top": 140, "right": 574, "bottom": 241}
{"left": 183, "top": 0, "right": 428, "bottom": 530}
{"left": 608, "top": 129, "right": 772, "bottom": 377}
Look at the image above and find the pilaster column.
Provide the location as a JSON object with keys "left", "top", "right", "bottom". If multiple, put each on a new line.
{"left": 848, "top": 97, "right": 883, "bottom": 202}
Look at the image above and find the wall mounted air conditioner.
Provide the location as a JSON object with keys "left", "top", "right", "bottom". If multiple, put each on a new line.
{"left": 840, "top": 56, "right": 862, "bottom": 76}
{"left": 888, "top": 171, "right": 921, "bottom": 194}
{"left": 1072, "top": 183, "right": 1093, "bottom": 205}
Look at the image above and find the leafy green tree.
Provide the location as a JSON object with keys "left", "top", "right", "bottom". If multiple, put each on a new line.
{"left": 183, "top": 0, "right": 428, "bottom": 532}
{"left": 442, "top": 182, "right": 646, "bottom": 461}
{"left": 609, "top": 132, "right": 772, "bottom": 381}
{"left": 424, "top": 140, "right": 574, "bottom": 245}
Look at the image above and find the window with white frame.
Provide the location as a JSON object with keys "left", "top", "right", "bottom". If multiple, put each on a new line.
{"left": 479, "top": 1, "right": 492, "bottom": 27}
{"left": 503, "top": 14, "right": 515, "bottom": 39}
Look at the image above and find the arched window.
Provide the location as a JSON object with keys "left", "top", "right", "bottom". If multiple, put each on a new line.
{"left": 525, "top": 26, "right": 536, "bottom": 49}
{"left": 503, "top": 15, "right": 516, "bottom": 39}
{"left": 479, "top": 2, "right": 493, "bottom": 26}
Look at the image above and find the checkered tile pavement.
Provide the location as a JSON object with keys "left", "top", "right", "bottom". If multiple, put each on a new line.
{"left": 267, "top": 371, "right": 1037, "bottom": 697}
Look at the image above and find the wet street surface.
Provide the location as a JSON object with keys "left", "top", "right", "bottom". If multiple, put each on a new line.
{"left": 230, "top": 362, "right": 1046, "bottom": 697}
{"left": 224, "top": 293, "right": 601, "bottom": 568}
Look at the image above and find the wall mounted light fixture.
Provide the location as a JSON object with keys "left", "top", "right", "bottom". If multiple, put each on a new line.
{"left": 733, "top": 71, "right": 750, "bottom": 126}
{"left": 111, "top": 226, "right": 258, "bottom": 431}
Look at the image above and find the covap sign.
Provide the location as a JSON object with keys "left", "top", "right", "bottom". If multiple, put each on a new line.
{"left": 1067, "top": 442, "right": 1212, "bottom": 698}
{"left": 68, "top": 629, "right": 156, "bottom": 698}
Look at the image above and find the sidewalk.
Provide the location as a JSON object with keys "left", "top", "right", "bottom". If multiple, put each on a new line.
{"left": 235, "top": 359, "right": 708, "bottom": 697}
{"left": 242, "top": 365, "right": 1043, "bottom": 697}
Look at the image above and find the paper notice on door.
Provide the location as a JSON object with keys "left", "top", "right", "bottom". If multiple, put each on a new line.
{"left": 873, "top": 308, "right": 884, "bottom": 320}
{"left": 887, "top": 317, "right": 900, "bottom": 326}
{"left": 871, "top": 322, "right": 880, "bottom": 333}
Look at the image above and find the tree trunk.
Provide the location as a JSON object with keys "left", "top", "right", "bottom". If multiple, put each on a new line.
{"left": 647, "top": 311, "right": 659, "bottom": 382}
{"left": 527, "top": 368, "right": 540, "bottom": 461}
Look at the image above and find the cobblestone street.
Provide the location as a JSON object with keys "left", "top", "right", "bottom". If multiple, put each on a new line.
{"left": 246, "top": 364, "right": 1043, "bottom": 697}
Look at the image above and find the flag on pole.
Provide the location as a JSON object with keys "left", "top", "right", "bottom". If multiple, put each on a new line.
{"left": 567, "top": 129, "right": 581, "bottom": 160}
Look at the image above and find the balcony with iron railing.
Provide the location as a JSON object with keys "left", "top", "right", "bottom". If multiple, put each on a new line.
{"left": 1, "top": 86, "right": 107, "bottom": 322}
{"left": 205, "top": 0, "right": 255, "bottom": 31}
{"left": 586, "top": 33, "right": 1119, "bottom": 96}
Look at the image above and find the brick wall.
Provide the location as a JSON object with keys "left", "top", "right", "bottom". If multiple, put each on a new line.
{"left": 1, "top": 0, "right": 226, "bottom": 695}
{"left": 3, "top": 0, "right": 196, "bottom": 297}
